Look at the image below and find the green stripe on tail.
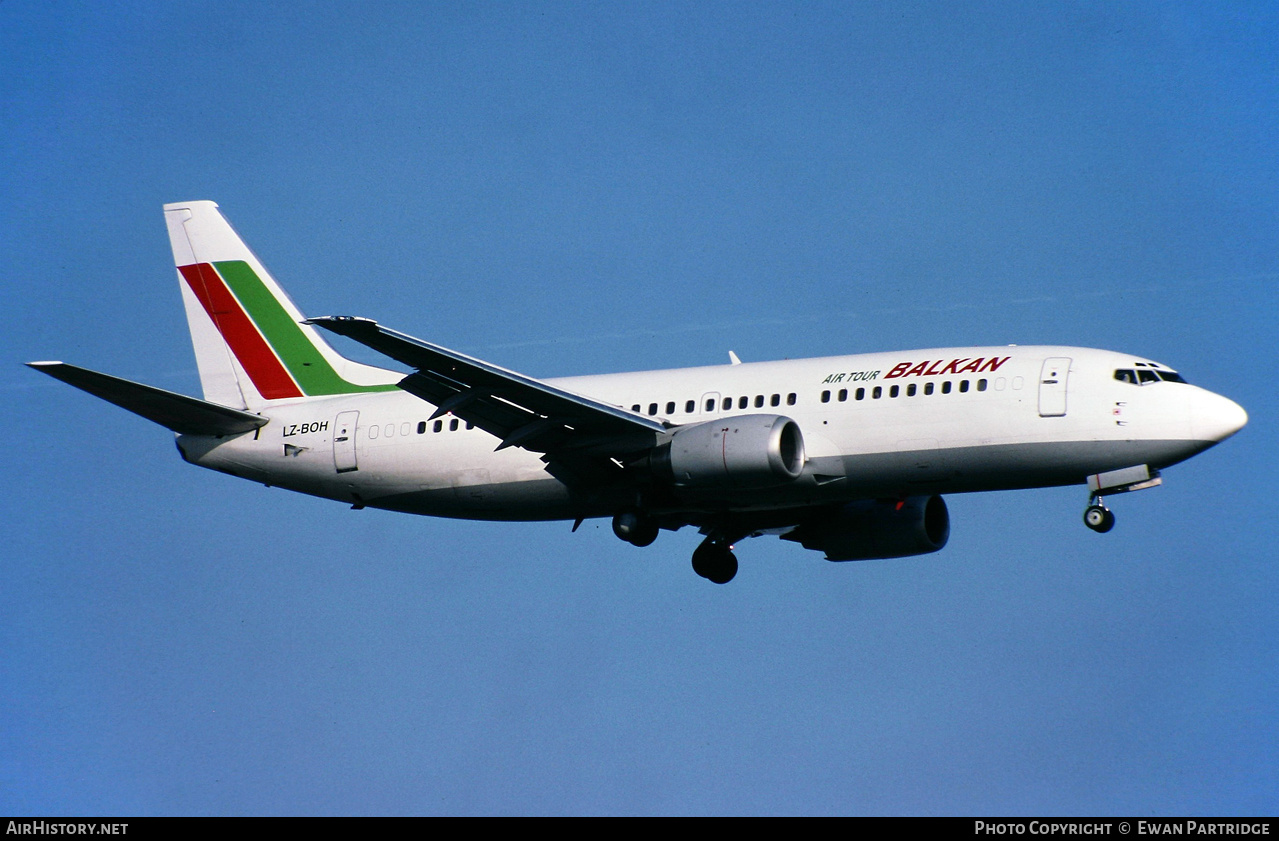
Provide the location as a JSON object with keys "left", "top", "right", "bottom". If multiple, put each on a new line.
{"left": 213, "top": 260, "right": 399, "bottom": 396}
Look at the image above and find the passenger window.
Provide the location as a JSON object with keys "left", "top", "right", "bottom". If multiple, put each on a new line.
{"left": 385, "top": 423, "right": 395, "bottom": 437}
{"left": 449, "top": 419, "right": 459, "bottom": 431}
{"left": 739, "top": 396, "right": 749, "bottom": 410}
{"left": 906, "top": 383, "right": 916, "bottom": 397}
{"left": 873, "top": 386, "right": 882, "bottom": 399}
{"left": 942, "top": 381, "right": 952, "bottom": 394}
{"left": 369, "top": 425, "right": 379, "bottom": 440}
{"left": 723, "top": 397, "right": 733, "bottom": 411}
{"left": 787, "top": 393, "right": 797, "bottom": 405}
{"left": 754, "top": 395, "right": 764, "bottom": 408}
{"left": 665, "top": 401, "right": 675, "bottom": 414}
{"left": 821, "top": 390, "right": 831, "bottom": 403}
{"left": 417, "top": 421, "right": 427, "bottom": 434}
{"left": 889, "top": 385, "right": 899, "bottom": 398}
{"left": 706, "top": 398, "right": 716, "bottom": 412}
{"left": 977, "top": 379, "right": 987, "bottom": 392}
{"left": 433, "top": 420, "right": 442, "bottom": 433}
{"left": 855, "top": 387, "right": 865, "bottom": 401}
{"left": 959, "top": 380, "right": 970, "bottom": 393}
{"left": 771, "top": 394, "right": 780, "bottom": 407}
{"left": 924, "top": 382, "right": 934, "bottom": 396}
{"left": 685, "top": 400, "right": 695, "bottom": 413}
{"left": 466, "top": 422, "right": 474, "bottom": 430}
{"left": 838, "top": 389, "right": 847, "bottom": 402}
{"left": 631, "top": 404, "right": 641, "bottom": 412}
{"left": 648, "top": 403, "right": 658, "bottom": 416}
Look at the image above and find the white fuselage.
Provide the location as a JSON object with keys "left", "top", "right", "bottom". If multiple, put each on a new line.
{"left": 176, "top": 345, "right": 1245, "bottom": 523}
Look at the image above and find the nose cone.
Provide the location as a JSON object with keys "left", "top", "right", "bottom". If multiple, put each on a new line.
{"left": 1192, "top": 390, "right": 1248, "bottom": 443}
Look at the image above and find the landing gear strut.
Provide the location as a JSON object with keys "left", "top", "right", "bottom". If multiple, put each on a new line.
{"left": 1083, "top": 495, "right": 1115, "bottom": 533}
{"left": 692, "top": 536, "right": 738, "bottom": 584}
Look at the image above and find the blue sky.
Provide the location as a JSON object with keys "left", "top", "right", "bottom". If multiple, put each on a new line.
{"left": 3, "top": 1, "right": 1276, "bottom": 815}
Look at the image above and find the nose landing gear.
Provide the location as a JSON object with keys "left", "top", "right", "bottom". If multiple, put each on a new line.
{"left": 1083, "top": 495, "right": 1115, "bottom": 533}
{"left": 1081, "top": 465, "right": 1162, "bottom": 534}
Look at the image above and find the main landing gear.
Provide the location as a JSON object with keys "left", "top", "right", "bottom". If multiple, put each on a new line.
{"left": 691, "top": 535, "right": 738, "bottom": 584}
{"left": 1083, "top": 495, "right": 1115, "bottom": 533}
{"left": 610, "top": 509, "right": 740, "bottom": 584}
{"left": 612, "top": 509, "right": 659, "bottom": 547}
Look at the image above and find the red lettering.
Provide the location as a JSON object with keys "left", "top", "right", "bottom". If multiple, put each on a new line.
{"left": 979, "top": 356, "right": 1011, "bottom": 373}
{"left": 887, "top": 356, "right": 1011, "bottom": 378}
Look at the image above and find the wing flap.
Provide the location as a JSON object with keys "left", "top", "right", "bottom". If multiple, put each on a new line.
{"left": 28, "top": 362, "right": 268, "bottom": 436}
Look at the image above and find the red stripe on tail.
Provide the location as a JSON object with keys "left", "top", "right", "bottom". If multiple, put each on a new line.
{"left": 178, "top": 263, "right": 303, "bottom": 400}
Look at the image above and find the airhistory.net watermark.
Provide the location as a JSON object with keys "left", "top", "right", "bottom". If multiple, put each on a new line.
{"left": 6, "top": 823, "right": 128, "bottom": 836}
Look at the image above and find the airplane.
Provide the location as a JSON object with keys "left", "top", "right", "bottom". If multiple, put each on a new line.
{"left": 28, "top": 201, "right": 1248, "bottom": 583}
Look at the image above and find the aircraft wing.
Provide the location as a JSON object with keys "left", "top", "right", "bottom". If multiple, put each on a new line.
{"left": 306, "top": 317, "right": 666, "bottom": 456}
{"left": 28, "top": 362, "right": 268, "bottom": 436}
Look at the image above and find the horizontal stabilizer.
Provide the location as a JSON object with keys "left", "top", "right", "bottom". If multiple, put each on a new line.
{"left": 27, "top": 362, "right": 268, "bottom": 436}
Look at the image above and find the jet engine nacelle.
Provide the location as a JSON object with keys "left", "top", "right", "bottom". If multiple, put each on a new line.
{"left": 652, "top": 414, "right": 806, "bottom": 488}
{"left": 782, "top": 495, "right": 950, "bottom": 561}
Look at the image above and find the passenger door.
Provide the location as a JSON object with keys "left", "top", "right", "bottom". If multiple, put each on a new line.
{"left": 1038, "top": 358, "right": 1071, "bottom": 417}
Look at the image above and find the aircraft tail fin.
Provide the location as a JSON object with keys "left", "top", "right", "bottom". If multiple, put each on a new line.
{"left": 163, "top": 201, "right": 400, "bottom": 409}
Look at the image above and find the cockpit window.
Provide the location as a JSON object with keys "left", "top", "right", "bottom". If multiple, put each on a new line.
{"left": 1114, "top": 368, "right": 1188, "bottom": 385}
